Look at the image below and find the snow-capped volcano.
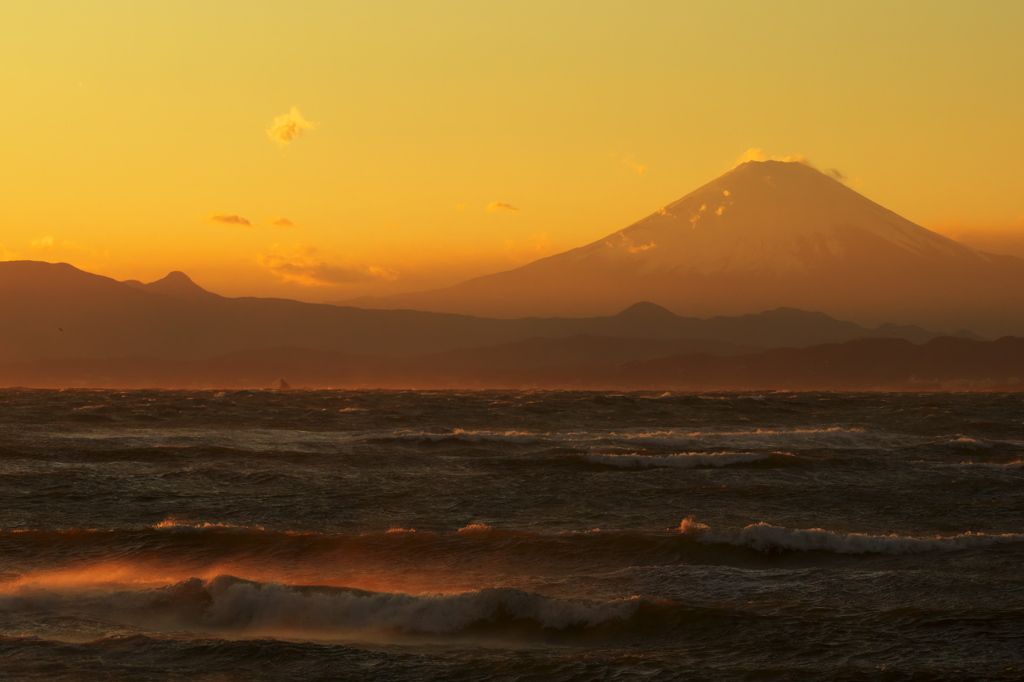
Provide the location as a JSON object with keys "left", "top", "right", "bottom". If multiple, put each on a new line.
{"left": 595, "top": 159, "right": 987, "bottom": 275}
{"left": 348, "top": 160, "right": 1024, "bottom": 335}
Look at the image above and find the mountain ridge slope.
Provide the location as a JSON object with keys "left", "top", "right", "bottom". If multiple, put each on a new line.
{"left": 341, "top": 160, "right": 1024, "bottom": 336}
{"left": 0, "top": 260, "right": 972, "bottom": 363}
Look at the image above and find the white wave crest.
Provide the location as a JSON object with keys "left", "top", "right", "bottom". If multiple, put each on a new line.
{"left": 599, "top": 427, "right": 906, "bottom": 451}
{"left": 957, "top": 460, "right": 1024, "bottom": 469}
{"left": 947, "top": 437, "right": 993, "bottom": 450}
{"left": 681, "top": 520, "right": 1024, "bottom": 554}
{"left": 151, "top": 519, "right": 267, "bottom": 532}
{"left": 578, "top": 452, "right": 788, "bottom": 469}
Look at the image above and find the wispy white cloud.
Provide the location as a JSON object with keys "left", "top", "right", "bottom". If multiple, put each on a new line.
{"left": 266, "top": 106, "right": 319, "bottom": 146}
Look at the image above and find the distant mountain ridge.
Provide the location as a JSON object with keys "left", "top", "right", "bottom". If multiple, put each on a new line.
{"left": 342, "top": 160, "right": 1024, "bottom": 336}
{"left": 2, "top": 336, "right": 1021, "bottom": 391}
{"left": 123, "top": 271, "right": 219, "bottom": 300}
{"left": 0, "top": 261, "right": 978, "bottom": 368}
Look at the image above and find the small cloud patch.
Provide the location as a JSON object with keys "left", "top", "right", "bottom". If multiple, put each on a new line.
{"left": 30, "top": 236, "right": 57, "bottom": 249}
{"left": 208, "top": 213, "right": 252, "bottom": 227}
{"left": 258, "top": 245, "right": 397, "bottom": 287}
{"left": 622, "top": 155, "right": 647, "bottom": 176}
{"left": 825, "top": 168, "right": 847, "bottom": 182}
{"left": 733, "top": 148, "right": 813, "bottom": 168}
{"left": 268, "top": 217, "right": 296, "bottom": 228}
{"left": 486, "top": 202, "right": 519, "bottom": 213}
{"left": 266, "top": 107, "right": 319, "bottom": 146}
{"left": 28, "top": 236, "right": 91, "bottom": 252}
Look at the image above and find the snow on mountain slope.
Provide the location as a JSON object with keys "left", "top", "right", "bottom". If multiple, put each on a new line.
{"left": 577, "top": 159, "right": 989, "bottom": 274}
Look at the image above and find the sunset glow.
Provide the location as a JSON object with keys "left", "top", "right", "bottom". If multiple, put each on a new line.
{"left": 3, "top": 6, "right": 1024, "bottom": 679}
{"left": 2, "top": 2, "right": 1021, "bottom": 300}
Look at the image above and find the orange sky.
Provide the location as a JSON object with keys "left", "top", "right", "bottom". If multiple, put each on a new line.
{"left": 1, "top": 1, "right": 1022, "bottom": 301}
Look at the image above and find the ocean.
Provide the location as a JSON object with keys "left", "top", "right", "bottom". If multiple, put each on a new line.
{"left": 0, "top": 389, "right": 1021, "bottom": 680}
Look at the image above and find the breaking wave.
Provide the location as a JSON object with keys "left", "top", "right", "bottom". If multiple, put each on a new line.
{"left": 0, "top": 576, "right": 660, "bottom": 638}
{"left": 4, "top": 517, "right": 1021, "bottom": 585}
{"left": 945, "top": 436, "right": 994, "bottom": 450}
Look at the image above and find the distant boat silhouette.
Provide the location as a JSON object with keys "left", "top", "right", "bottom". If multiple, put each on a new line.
{"left": 278, "top": 378, "right": 292, "bottom": 390}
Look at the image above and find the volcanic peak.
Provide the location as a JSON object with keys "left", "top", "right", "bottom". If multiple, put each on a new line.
{"left": 587, "top": 159, "right": 988, "bottom": 276}
{"left": 124, "top": 271, "right": 217, "bottom": 299}
{"left": 614, "top": 301, "right": 677, "bottom": 321}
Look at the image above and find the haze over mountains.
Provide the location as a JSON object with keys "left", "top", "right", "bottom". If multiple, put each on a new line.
{"left": 2, "top": 157, "right": 1022, "bottom": 389}
{"left": 0, "top": 260, "right": 962, "bottom": 364}
{"left": 345, "top": 160, "right": 1024, "bottom": 337}
{"left": 0, "top": 258, "right": 1013, "bottom": 390}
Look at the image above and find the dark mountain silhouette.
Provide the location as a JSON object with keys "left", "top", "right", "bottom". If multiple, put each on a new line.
{"left": 0, "top": 261, "right": 975, "bottom": 367}
{"left": 612, "top": 336, "right": 1024, "bottom": 391}
{"left": 343, "top": 160, "right": 1024, "bottom": 337}
{"left": 123, "top": 271, "right": 219, "bottom": 300}
{"left": 2, "top": 336, "right": 1021, "bottom": 391}
{"left": 415, "top": 334, "right": 760, "bottom": 371}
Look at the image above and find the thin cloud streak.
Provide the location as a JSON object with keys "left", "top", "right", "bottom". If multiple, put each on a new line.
{"left": 208, "top": 213, "right": 252, "bottom": 227}
{"left": 258, "top": 245, "right": 398, "bottom": 287}
{"left": 486, "top": 202, "right": 519, "bottom": 213}
{"left": 623, "top": 156, "right": 647, "bottom": 176}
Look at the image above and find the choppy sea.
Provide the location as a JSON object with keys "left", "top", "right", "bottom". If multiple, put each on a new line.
{"left": 0, "top": 389, "right": 1022, "bottom": 680}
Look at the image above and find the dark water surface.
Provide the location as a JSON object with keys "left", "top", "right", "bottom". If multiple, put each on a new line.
{"left": 0, "top": 389, "right": 1022, "bottom": 680}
